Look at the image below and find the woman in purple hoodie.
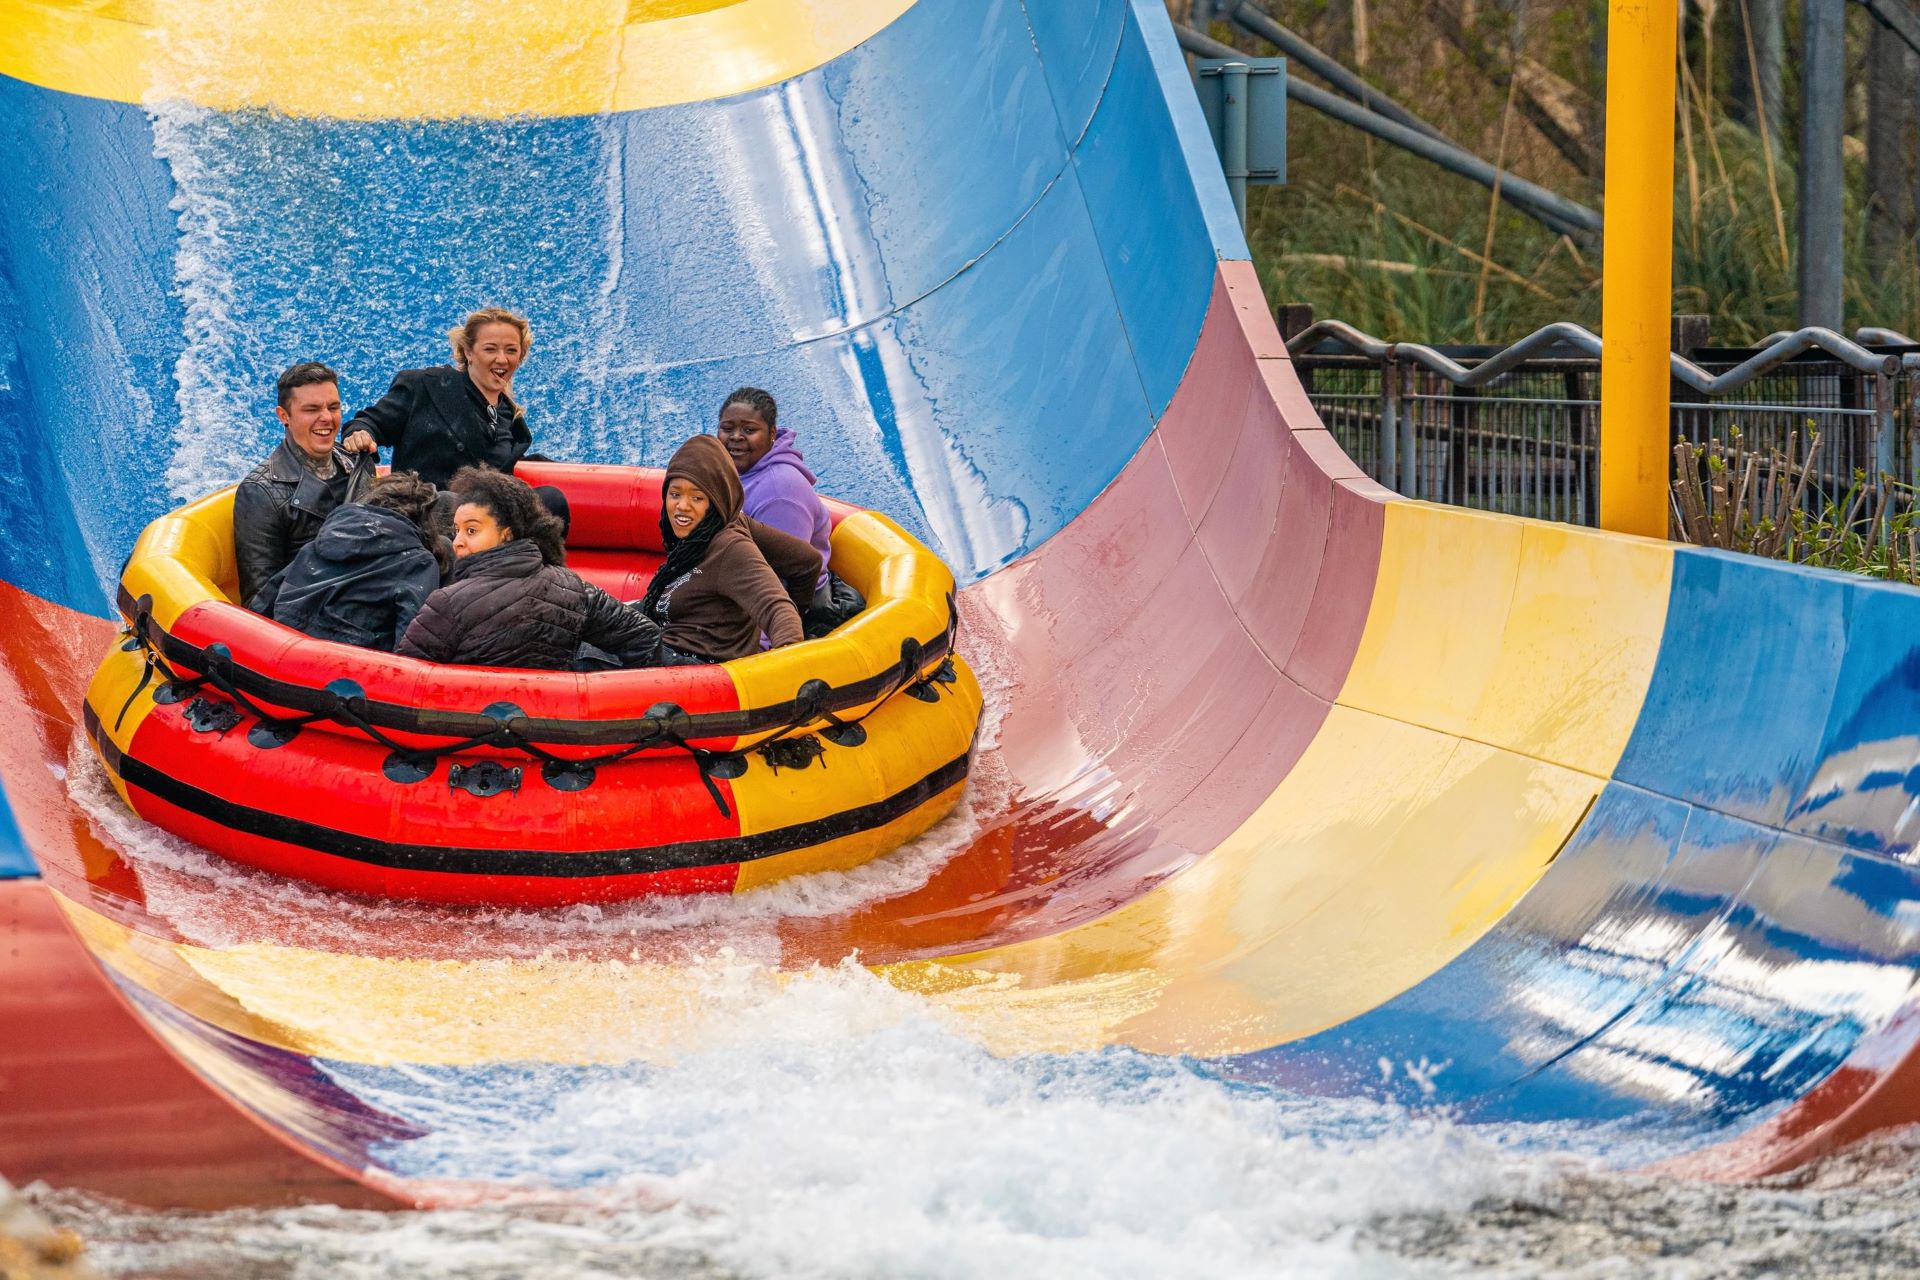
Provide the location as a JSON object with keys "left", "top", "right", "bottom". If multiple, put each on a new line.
{"left": 716, "top": 387, "right": 865, "bottom": 636}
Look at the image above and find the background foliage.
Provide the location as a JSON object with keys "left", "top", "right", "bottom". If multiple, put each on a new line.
{"left": 1168, "top": 1, "right": 1920, "bottom": 345}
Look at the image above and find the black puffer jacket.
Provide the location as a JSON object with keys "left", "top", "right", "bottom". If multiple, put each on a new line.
{"left": 251, "top": 504, "right": 443, "bottom": 651}
{"left": 233, "top": 441, "right": 376, "bottom": 607}
{"left": 396, "top": 538, "right": 658, "bottom": 670}
{"left": 346, "top": 365, "right": 531, "bottom": 487}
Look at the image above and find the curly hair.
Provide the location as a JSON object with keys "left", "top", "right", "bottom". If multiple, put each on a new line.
{"left": 718, "top": 386, "right": 777, "bottom": 428}
{"left": 359, "top": 471, "right": 438, "bottom": 528}
{"left": 361, "top": 471, "right": 453, "bottom": 574}
{"left": 449, "top": 307, "right": 532, "bottom": 370}
{"left": 448, "top": 466, "right": 567, "bottom": 566}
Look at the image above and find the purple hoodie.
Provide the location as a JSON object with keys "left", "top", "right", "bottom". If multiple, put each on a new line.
{"left": 736, "top": 427, "right": 833, "bottom": 590}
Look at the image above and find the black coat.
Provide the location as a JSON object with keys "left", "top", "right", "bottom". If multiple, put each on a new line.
{"left": 346, "top": 365, "right": 531, "bottom": 487}
{"left": 396, "top": 539, "right": 659, "bottom": 670}
{"left": 233, "top": 441, "right": 377, "bottom": 607}
{"left": 252, "top": 504, "right": 443, "bottom": 651}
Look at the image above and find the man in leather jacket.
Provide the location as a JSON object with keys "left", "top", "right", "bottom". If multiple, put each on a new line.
{"left": 233, "top": 362, "right": 376, "bottom": 608}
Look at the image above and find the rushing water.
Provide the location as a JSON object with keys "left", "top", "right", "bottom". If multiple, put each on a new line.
{"left": 45, "top": 716, "right": 1920, "bottom": 1277}
{"left": 25, "top": 1123, "right": 1920, "bottom": 1277}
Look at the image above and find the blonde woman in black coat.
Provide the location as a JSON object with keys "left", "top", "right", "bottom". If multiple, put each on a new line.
{"left": 342, "top": 308, "right": 534, "bottom": 488}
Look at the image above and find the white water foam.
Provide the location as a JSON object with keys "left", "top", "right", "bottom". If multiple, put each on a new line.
{"left": 146, "top": 97, "right": 265, "bottom": 502}
{"left": 35, "top": 1117, "right": 1920, "bottom": 1278}
{"left": 31, "top": 950, "right": 1566, "bottom": 1279}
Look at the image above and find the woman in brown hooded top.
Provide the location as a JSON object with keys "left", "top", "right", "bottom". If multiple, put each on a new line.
{"left": 639, "top": 435, "right": 822, "bottom": 664}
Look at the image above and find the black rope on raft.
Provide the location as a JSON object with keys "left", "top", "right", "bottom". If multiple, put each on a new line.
{"left": 115, "top": 597, "right": 210, "bottom": 731}
{"left": 120, "top": 591, "right": 962, "bottom": 819}
{"left": 200, "top": 654, "right": 389, "bottom": 747}
{"left": 734, "top": 593, "right": 963, "bottom": 766}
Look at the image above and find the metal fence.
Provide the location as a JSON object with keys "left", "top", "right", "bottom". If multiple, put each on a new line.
{"left": 1289, "top": 321, "right": 1920, "bottom": 526}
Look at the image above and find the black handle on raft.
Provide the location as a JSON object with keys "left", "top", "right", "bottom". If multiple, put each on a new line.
{"left": 449, "top": 760, "right": 521, "bottom": 798}
{"left": 113, "top": 596, "right": 159, "bottom": 732}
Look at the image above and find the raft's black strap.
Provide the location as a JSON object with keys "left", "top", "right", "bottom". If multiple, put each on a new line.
{"left": 188, "top": 646, "right": 344, "bottom": 741}
{"left": 735, "top": 620, "right": 945, "bottom": 760}
{"left": 115, "top": 597, "right": 208, "bottom": 731}
{"left": 114, "top": 621, "right": 159, "bottom": 733}
{"left": 133, "top": 597, "right": 955, "bottom": 748}
{"left": 113, "top": 647, "right": 157, "bottom": 733}
{"left": 689, "top": 750, "right": 734, "bottom": 819}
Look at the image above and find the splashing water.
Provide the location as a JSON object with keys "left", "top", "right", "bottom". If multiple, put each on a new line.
{"left": 25, "top": 952, "right": 1560, "bottom": 1280}
{"left": 30, "top": 1117, "right": 1920, "bottom": 1278}
{"left": 30, "top": 979, "right": 1920, "bottom": 1280}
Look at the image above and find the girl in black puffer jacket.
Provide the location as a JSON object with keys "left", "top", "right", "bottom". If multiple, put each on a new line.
{"left": 397, "top": 468, "right": 659, "bottom": 670}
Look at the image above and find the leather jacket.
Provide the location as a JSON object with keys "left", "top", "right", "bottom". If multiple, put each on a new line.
{"left": 233, "top": 439, "right": 376, "bottom": 608}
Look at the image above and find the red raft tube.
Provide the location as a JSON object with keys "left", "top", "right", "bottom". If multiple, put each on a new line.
{"left": 83, "top": 462, "right": 983, "bottom": 907}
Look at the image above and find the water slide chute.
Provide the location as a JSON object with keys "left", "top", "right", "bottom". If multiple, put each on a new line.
{"left": 4, "top": 0, "right": 1920, "bottom": 1205}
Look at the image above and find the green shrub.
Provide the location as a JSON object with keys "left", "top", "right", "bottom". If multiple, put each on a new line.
{"left": 1670, "top": 429, "right": 1920, "bottom": 584}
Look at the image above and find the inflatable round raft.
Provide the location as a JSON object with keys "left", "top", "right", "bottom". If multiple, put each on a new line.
{"left": 84, "top": 461, "right": 983, "bottom": 906}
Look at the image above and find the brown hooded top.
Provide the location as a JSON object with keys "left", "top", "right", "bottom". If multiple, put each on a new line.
{"left": 643, "top": 435, "right": 819, "bottom": 660}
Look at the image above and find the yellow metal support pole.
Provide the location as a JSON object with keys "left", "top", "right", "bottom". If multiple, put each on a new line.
{"left": 1598, "top": 0, "right": 1678, "bottom": 538}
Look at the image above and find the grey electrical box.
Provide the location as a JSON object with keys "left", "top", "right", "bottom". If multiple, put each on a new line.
{"left": 1194, "top": 57, "right": 1287, "bottom": 185}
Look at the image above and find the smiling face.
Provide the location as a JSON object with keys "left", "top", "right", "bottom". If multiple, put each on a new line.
{"left": 664, "top": 478, "right": 711, "bottom": 539}
{"left": 716, "top": 402, "right": 775, "bottom": 474}
{"left": 276, "top": 381, "right": 343, "bottom": 461}
{"left": 452, "top": 502, "right": 510, "bottom": 558}
{"left": 465, "top": 322, "right": 525, "bottom": 402}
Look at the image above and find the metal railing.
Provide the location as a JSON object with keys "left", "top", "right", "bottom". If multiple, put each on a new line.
{"left": 1288, "top": 321, "right": 1920, "bottom": 526}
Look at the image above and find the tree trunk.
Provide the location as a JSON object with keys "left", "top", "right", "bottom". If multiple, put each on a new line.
{"left": 1728, "top": 0, "right": 1784, "bottom": 148}
{"left": 1866, "top": 16, "right": 1920, "bottom": 277}
{"left": 1798, "top": 0, "right": 1847, "bottom": 329}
